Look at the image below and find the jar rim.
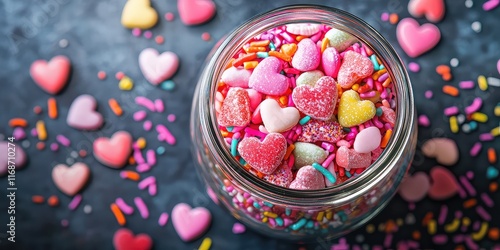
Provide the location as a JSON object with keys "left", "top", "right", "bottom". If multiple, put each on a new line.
{"left": 197, "top": 4, "right": 415, "bottom": 205}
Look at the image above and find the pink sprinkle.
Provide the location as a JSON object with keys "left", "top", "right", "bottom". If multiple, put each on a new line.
{"left": 115, "top": 72, "right": 125, "bottom": 80}
{"left": 466, "top": 171, "right": 474, "bottom": 179}
{"left": 143, "top": 30, "right": 153, "bottom": 39}
{"left": 132, "top": 28, "right": 141, "bottom": 37}
{"left": 418, "top": 114, "right": 431, "bottom": 127}
{"left": 158, "top": 212, "right": 169, "bottom": 226}
{"left": 135, "top": 96, "right": 156, "bottom": 111}
{"left": 475, "top": 206, "right": 491, "bottom": 221}
{"left": 433, "top": 235, "right": 448, "bottom": 245}
{"left": 167, "top": 114, "right": 176, "bottom": 122}
{"left": 321, "top": 142, "right": 335, "bottom": 152}
{"left": 465, "top": 236, "right": 479, "bottom": 250}
{"left": 483, "top": 0, "right": 500, "bottom": 11}
{"left": 156, "top": 124, "right": 176, "bottom": 145}
{"left": 444, "top": 106, "right": 459, "bottom": 116}
{"left": 164, "top": 12, "right": 174, "bottom": 21}
{"left": 143, "top": 120, "right": 153, "bottom": 131}
{"left": 68, "top": 194, "right": 82, "bottom": 210}
{"left": 146, "top": 149, "right": 156, "bottom": 166}
{"left": 321, "top": 153, "right": 336, "bottom": 168}
{"left": 457, "top": 183, "right": 467, "bottom": 198}
{"left": 480, "top": 193, "right": 494, "bottom": 207}
{"left": 459, "top": 80, "right": 475, "bottom": 89}
{"left": 138, "top": 176, "right": 156, "bottom": 190}
{"left": 13, "top": 127, "right": 26, "bottom": 140}
{"left": 50, "top": 143, "right": 59, "bottom": 151}
{"left": 56, "top": 135, "right": 71, "bottom": 146}
{"left": 459, "top": 176, "right": 477, "bottom": 196}
{"left": 408, "top": 62, "right": 420, "bottom": 72}
{"left": 453, "top": 234, "right": 465, "bottom": 243}
{"left": 232, "top": 222, "right": 246, "bottom": 234}
{"left": 479, "top": 133, "right": 494, "bottom": 141}
{"left": 148, "top": 183, "right": 157, "bottom": 196}
{"left": 381, "top": 12, "right": 390, "bottom": 21}
{"left": 133, "top": 110, "right": 147, "bottom": 121}
{"left": 438, "top": 205, "right": 448, "bottom": 224}
{"left": 154, "top": 99, "right": 164, "bottom": 112}
{"left": 116, "top": 198, "right": 134, "bottom": 215}
{"left": 137, "top": 163, "right": 151, "bottom": 173}
{"left": 201, "top": 32, "right": 211, "bottom": 41}
{"left": 134, "top": 197, "right": 149, "bottom": 219}
{"left": 464, "top": 97, "right": 482, "bottom": 115}
{"left": 469, "top": 142, "right": 482, "bottom": 157}
{"left": 134, "top": 150, "right": 146, "bottom": 164}
{"left": 424, "top": 90, "right": 433, "bottom": 99}
{"left": 31, "top": 128, "right": 38, "bottom": 137}
{"left": 383, "top": 234, "right": 392, "bottom": 248}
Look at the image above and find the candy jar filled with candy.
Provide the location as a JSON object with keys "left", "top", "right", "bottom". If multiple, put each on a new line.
{"left": 190, "top": 5, "right": 417, "bottom": 240}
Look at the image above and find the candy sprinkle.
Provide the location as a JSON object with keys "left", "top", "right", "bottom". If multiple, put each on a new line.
{"left": 198, "top": 237, "right": 212, "bottom": 250}
{"left": 110, "top": 203, "right": 126, "bottom": 226}
{"left": 312, "top": 162, "right": 336, "bottom": 184}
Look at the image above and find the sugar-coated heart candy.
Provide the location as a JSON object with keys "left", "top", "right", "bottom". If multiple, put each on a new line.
{"left": 113, "top": 228, "right": 153, "bottom": 250}
{"left": 30, "top": 55, "right": 71, "bottom": 95}
{"left": 93, "top": 131, "right": 133, "bottom": 168}
{"left": 0, "top": 141, "right": 27, "bottom": 176}
{"left": 337, "top": 51, "right": 374, "bottom": 89}
{"left": 121, "top": 0, "right": 158, "bottom": 29}
{"left": 396, "top": 18, "right": 441, "bottom": 58}
{"left": 398, "top": 172, "right": 431, "bottom": 202}
{"left": 338, "top": 90, "right": 376, "bottom": 127}
{"left": 171, "top": 203, "right": 212, "bottom": 241}
{"left": 296, "top": 70, "right": 324, "bottom": 87}
{"left": 321, "top": 47, "right": 341, "bottom": 78}
{"left": 408, "top": 0, "right": 445, "bottom": 23}
{"left": 292, "top": 76, "right": 338, "bottom": 120}
{"left": 379, "top": 106, "right": 396, "bottom": 126}
{"left": 293, "top": 142, "right": 328, "bottom": 169}
{"left": 297, "top": 119, "right": 345, "bottom": 143}
{"left": 336, "top": 146, "right": 371, "bottom": 170}
{"left": 67, "top": 94, "right": 104, "bottom": 131}
{"left": 237, "top": 133, "right": 287, "bottom": 175}
{"left": 428, "top": 166, "right": 459, "bottom": 200}
{"left": 249, "top": 56, "right": 289, "bottom": 95}
{"left": 421, "top": 138, "right": 459, "bottom": 166}
{"left": 263, "top": 162, "right": 293, "bottom": 188}
{"left": 52, "top": 162, "right": 90, "bottom": 196}
{"left": 218, "top": 87, "right": 252, "bottom": 127}
{"left": 139, "top": 48, "right": 179, "bottom": 85}
{"left": 353, "top": 127, "right": 381, "bottom": 153}
{"left": 260, "top": 99, "right": 299, "bottom": 133}
{"left": 286, "top": 23, "right": 321, "bottom": 36}
{"left": 221, "top": 66, "right": 252, "bottom": 88}
{"left": 291, "top": 38, "right": 320, "bottom": 71}
{"left": 289, "top": 165, "right": 326, "bottom": 190}
{"left": 177, "top": 0, "right": 216, "bottom": 26}
{"left": 324, "top": 28, "right": 357, "bottom": 52}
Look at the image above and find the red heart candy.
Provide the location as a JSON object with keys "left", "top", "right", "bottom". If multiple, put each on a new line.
{"left": 93, "top": 131, "right": 132, "bottom": 168}
{"left": 263, "top": 162, "right": 293, "bottom": 187}
{"left": 237, "top": 133, "right": 287, "bottom": 175}
{"left": 291, "top": 76, "right": 338, "bottom": 120}
{"left": 428, "top": 166, "right": 459, "bottom": 200}
{"left": 289, "top": 165, "right": 325, "bottom": 190}
{"left": 408, "top": 0, "right": 445, "bottom": 23}
{"left": 337, "top": 51, "right": 374, "bottom": 89}
{"left": 30, "top": 55, "right": 71, "bottom": 95}
{"left": 335, "top": 146, "right": 371, "bottom": 170}
{"left": 218, "top": 87, "right": 251, "bottom": 127}
{"left": 398, "top": 172, "right": 430, "bottom": 202}
{"left": 113, "top": 228, "right": 152, "bottom": 250}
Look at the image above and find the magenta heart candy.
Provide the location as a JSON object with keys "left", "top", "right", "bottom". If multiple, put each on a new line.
{"left": 321, "top": 47, "right": 341, "bottom": 78}
{"left": 263, "top": 162, "right": 293, "bottom": 187}
{"left": 139, "top": 48, "right": 179, "bottom": 85}
{"left": 291, "top": 38, "right": 320, "bottom": 71}
{"left": 297, "top": 119, "right": 345, "bottom": 143}
{"left": 292, "top": 76, "right": 338, "bottom": 120}
{"left": 428, "top": 166, "right": 459, "bottom": 200}
{"left": 248, "top": 56, "right": 289, "bottom": 96}
{"left": 221, "top": 66, "right": 252, "bottom": 88}
{"left": 398, "top": 172, "right": 431, "bottom": 202}
{"left": 337, "top": 51, "right": 374, "bottom": 89}
{"left": 335, "top": 146, "right": 371, "bottom": 170}
{"left": 67, "top": 94, "right": 104, "bottom": 131}
{"left": 218, "top": 87, "right": 251, "bottom": 127}
{"left": 237, "top": 133, "right": 287, "bottom": 175}
{"left": 171, "top": 203, "right": 211, "bottom": 242}
{"left": 289, "top": 165, "right": 326, "bottom": 190}
{"left": 0, "top": 141, "right": 27, "bottom": 176}
{"left": 30, "top": 55, "right": 71, "bottom": 95}
{"left": 396, "top": 18, "right": 441, "bottom": 58}
{"left": 177, "top": 0, "right": 216, "bottom": 25}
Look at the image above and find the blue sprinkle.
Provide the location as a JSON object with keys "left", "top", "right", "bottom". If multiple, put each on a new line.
{"left": 160, "top": 80, "right": 175, "bottom": 91}
{"left": 370, "top": 54, "right": 380, "bottom": 71}
{"left": 269, "top": 42, "right": 276, "bottom": 51}
{"left": 469, "top": 121, "right": 478, "bottom": 130}
{"left": 379, "top": 64, "right": 385, "bottom": 69}
{"left": 253, "top": 202, "right": 261, "bottom": 209}
{"left": 156, "top": 146, "right": 166, "bottom": 155}
{"left": 376, "top": 107, "right": 383, "bottom": 116}
{"left": 226, "top": 126, "right": 233, "bottom": 132}
{"left": 486, "top": 166, "right": 499, "bottom": 179}
{"left": 312, "top": 163, "right": 336, "bottom": 184}
{"left": 275, "top": 217, "right": 284, "bottom": 226}
{"left": 305, "top": 220, "right": 314, "bottom": 229}
{"left": 256, "top": 52, "right": 269, "bottom": 58}
{"left": 343, "top": 127, "right": 351, "bottom": 132}
{"left": 345, "top": 171, "right": 351, "bottom": 178}
{"left": 338, "top": 211, "right": 347, "bottom": 222}
{"left": 239, "top": 158, "right": 246, "bottom": 165}
{"left": 263, "top": 201, "right": 273, "bottom": 207}
{"left": 230, "top": 139, "right": 238, "bottom": 156}
{"left": 299, "top": 116, "right": 311, "bottom": 125}
{"left": 285, "top": 208, "right": 291, "bottom": 216}
{"left": 290, "top": 218, "right": 307, "bottom": 230}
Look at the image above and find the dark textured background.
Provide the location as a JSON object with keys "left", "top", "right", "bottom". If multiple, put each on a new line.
{"left": 0, "top": 0, "right": 499, "bottom": 249}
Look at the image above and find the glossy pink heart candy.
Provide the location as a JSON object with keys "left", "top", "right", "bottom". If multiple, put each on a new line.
{"left": 398, "top": 172, "right": 431, "bottom": 202}
{"left": 177, "top": 0, "right": 216, "bottom": 25}
{"left": 0, "top": 141, "right": 27, "bottom": 176}
{"left": 221, "top": 66, "right": 252, "bottom": 88}
{"left": 67, "top": 94, "right": 104, "bottom": 130}
{"left": 52, "top": 162, "right": 90, "bottom": 196}
{"left": 237, "top": 133, "right": 287, "bottom": 175}
{"left": 30, "top": 55, "right": 71, "bottom": 94}
{"left": 321, "top": 47, "right": 341, "bottom": 78}
{"left": 408, "top": 0, "right": 445, "bottom": 23}
{"left": 396, "top": 18, "right": 441, "bottom": 58}
{"left": 248, "top": 56, "right": 289, "bottom": 96}
{"left": 292, "top": 76, "right": 338, "bottom": 120}
{"left": 139, "top": 48, "right": 179, "bottom": 85}
{"left": 93, "top": 131, "right": 133, "bottom": 169}
{"left": 171, "top": 203, "right": 211, "bottom": 241}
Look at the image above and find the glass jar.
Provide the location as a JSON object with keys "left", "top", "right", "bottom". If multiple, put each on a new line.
{"left": 190, "top": 5, "right": 417, "bottom": 240}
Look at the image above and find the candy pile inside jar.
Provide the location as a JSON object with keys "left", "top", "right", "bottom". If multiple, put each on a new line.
{"left": 215, "top": 23, "right": 396, "bottom": 190}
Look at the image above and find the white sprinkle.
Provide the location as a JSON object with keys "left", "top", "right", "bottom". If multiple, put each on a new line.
{"left": 71, "top": 151, "right": 78, "bottom": 158}
{"left": 22, "top": 140, "right": 30, "bottom": 148}
{"left": 59, "top": 39, "right": 69, "bottom": 48}
{"left": 462, "top": 123, "right": 471, "bottom": 133}
{"left": 450, "top": 58, "right": 459, "bottom": 67}
{"left": 471, "top": 21, "right": 482, "bottom": 33}
{"left": 83, "top": 205, "right": 92, "bottom": 214}
{"left": 457, "top": 114, "right": 466, "bottom": 124}
{"left": 465, "top": 0, "right": 473, "bottom": 8}
{"left": 487, "top": 77, "right": 500, "bottom": 87}
{"left": 66, "top": 157, "right": 74, "bottom": 165}
{"left": 405, "top": 213, "right": 416, "bottom": 225}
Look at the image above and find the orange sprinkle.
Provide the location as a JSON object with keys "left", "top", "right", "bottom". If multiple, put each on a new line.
{"left": 442, "top": 85, "right": 459, "bottom": 97}
{"left": 155, "top": 35, "right": 164, "bottom": 44}
{"left": 422, "top": 212, "right": 433, "bottom": 226}
{"left": 225, "top": 58, "right": 235, "bottom": 69}
{"left": 36, "top": 142, "right": 45, "bottom": 150}
{"left": 382, "top": 77, "right": 392, "bottom": 88}
{"left": 33, "top": 106, "right": 43, "bottom": 114}
{"left": 364, "top": 45, "right": 374, "bottom": 56}
{"left": 351, "top": 83, "right": 360, "bottom": 91}
{"left": 380, "top": 129, "right": 392, "bottom": 148}
{"left": 454, "top": 245, "right": 466, "bottom": 250}
{"left": 372, "top": 69, "right": 387, "bottom": 81}
{"left": 32, "top": 195, "right": 45, "bottom": 204}
{"left": 36, "top": 120, "right": 47, "bottom": 141}
{"left": 48, "top": 195, "right": 59, "bottom": 207}
{"left": 232, "top": 53, "right": 257, "bottom": 67}
{"left": 268, "top": 51, "right": 291, "bottom": 62}
{"left": 488, "top": 227, "right": 499, "bottom": 240}
{"left": 442, "top": 73, "right": 453, "bottom": 81}
{"left": 412, "top": 230, "right": 421, "bottom": 240}
{"left": 250, "top": 40, "right": 270, "bottom": 47}
{"left": 108, "top": 98, "right": 123, "bottom": 116}
{"left": 48, "top": 98, "right": 58, "bottom": 119}
{"left": 123, "top": 171, "right": 140, "bottom": 181}
{"left": 490, "top": 182, "right": 498, "bottom": 192}
{"left": 284, "top": 144, "right": 295, "bottom": 160}
{"left": 79, "top": 150, "right": 87, "bottom": 157}
{"left": 487, "top": 148, "right": 497, "bottom": 164}
{"left": 110, "top": 203, "right": 126, "bottom": 226}
{"left": 256, "top": 171, "right": 264, "bottom": 179}
{"left": 296, "top": 35, "right": 307, "bottom": 42}
{"left": 321, "top": 37, "right": 329, "bottom": 53}
{"left": 128, "top": 156, "right": 136, "bottom": 165}
{"left": 463, "top": 198, "right": 477, "bottom": 208}
{"left": 436, "top": 65, "right": 451, "bottom": 74}
{"left": 337, "top": 84, "right": 344, "bottom": 96}
{"left": 279, "top": 96, "right": 288, "bottom": 106}
{"left": 389, "top": 13, "right": 399, "bottom": 24}
{"left": 8, "top": 118, "right": 28, "bottom": 128}
{"left": 243, "top": 61, "right": 259, "bottom": 70}
{"left": 245, "top": 46, "right": 266, "bottom": 53}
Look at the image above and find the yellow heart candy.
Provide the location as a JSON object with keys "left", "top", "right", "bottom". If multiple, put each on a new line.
{"left": 119, "top": 76, "right": 134, "bottom": 91}
{"left": 338, "top": 90, "right": 376, "bottom": 127}
{"left": 121, "top": 0, "right": 158, "bottom": 29}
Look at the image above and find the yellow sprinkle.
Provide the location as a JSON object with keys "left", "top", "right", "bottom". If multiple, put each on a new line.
{"left": 396, "top": 218, "right": 403, "bottom": 226}
{"left": 428, "top": 219, "right": 437, "bottom": 235}
{"left": 492, "top": 126, "right": 500, "bottom": 137}
{"left": 243, "top": 61, "right": 258, "bottom": 70}
{"left": 444, "top": 219, "right": 460, "bottom": 233}
{"left": 326, "top": 211, "right": 333, "bottom": 220}
{"left": 263, "top": 211, "right": 278, "bottom": 218}
{"left": 321, "top": 37, "right": 329, "bottom": 53}
{"left": 261, "top": 217, "right": 268, "bottom": 223}
{"left": 316, "top": 211, "right": 324, "bottom": 222}
{"left": 450, "top": 116, "right": 459, "bottom": 133}
{"left": 136, "top": 137, "right": 147, "bottom": 149}
{"left": 119, "top": 76, "right": 134, "bottom": 91}
{"left": 36, "top": 120, "right": 47, "bottom": 141}
{"left": 495, "top": 106, "right": 500, "bottom": 116}
{"left": 462, "top": 217, "right": 471, "bottom": 227}
{"left": 198, "top": 237, "right": 212, "bottom": 250}
{"left": 478, "top": 75, "right": 488, "bottom": 91}
{"left": 471, "top": 222, "right": 489, "bottom": 241}
{"left": 366, "top": 224, "right": 375, "bottom": 234}
{"left": 220, "top": 130, "right": 229, "bottom": 137}
{"left": 471, "top": 112, "right": 488, "bottom": 123}
{"left": 351, "top": 83, "right": 359, "bottom": 91}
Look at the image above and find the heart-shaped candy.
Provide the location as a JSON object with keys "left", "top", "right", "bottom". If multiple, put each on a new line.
{"left": 177, "top": 0, "right": 216, "bottom": 25}
{"left": 30, "top": 55, "right": 70, "bottom": 95}
{"left": 286, "top": 23, "right": 321, "bottom": 36}
{"left": 289, "top": 165, "right": 326, "bottom": 190}
{"left": 248, "top": 56, "right": 289, "bottom": 96}
{"left": 297, "top": 119, "right": 345, "bottom": 143}
{"left": 113, "top": 228, "right": 153, "bottom": 250}
{"left": 408, "top": 0, "right": 445, "bottom": 23}
{"left": 293, "top": 142, "right": 328, "bottom": 169}
{"left": 336, "top": 146, "right": 371, "bottom": 170}
{"left": 263, "top": 162, "right": 293, "bottom": 188}
{"left": 52, "top": 162, "right": 90, "bottom": 196}
{"left": 172, "top": 203, "right": 211, "bottom": 241}
{"left": 121, "top": 0, "right": 158, "bottom": 29}
{"left": 280, "top": 43, "right": 298, "bottom": 57}
{"left": 218, "top": 87, "right": 251, "bottom": 127}
{"left": 221, "top": 66, "right": 252, "bottom": 88}
{"left": 237, "top": 133, "right": 287, "bottom": 174}
{"left": 296, "top": 70, "right": 324, "bottom": 87}
{"left": 322, "top": 47, "right": 341, "bottom": 78}
{"left": 398, "top": 172, "right": 430, "bottom": 202}
{"left": 139, "top": 48, "right": 179, "bottom": 85}
{"left": 379, "top": 106, "right": 396, "bottom": 126}
{"left": 428, "top": 166, "right": 459, "bottom": 200}
{"left": 337, "top": 51, "right": 374, "bottom": 89}
{"left": 292, "top": 76, "right": 338, "bottom": 120}
{"left": 396, "top": 18, "right": 441, "bottom": 58}
{"left": 324, "top": 28, "right": 357, "bottom": 52}
{"left": 338, "top": 90, "right": 376, "bottom": 127}
{"left": 67, "top": 94, "right": 104, "bottom": 131}
{"left": 353, "top": 127, "right": 382, "bottom": 153}
{"left": 421, "top": 138, "right": 459, "bottom": 166}
{"left": 0, "top": 141, "right": 27, "bottom": 176}
{"left": 93, "top": 131, "right": 133, "bottom": 168}
{"left": 260, "top": 99, "right": 300, "bottom": 133}
{"left": 291, "top": 38, "right": 320, "bottom": 71}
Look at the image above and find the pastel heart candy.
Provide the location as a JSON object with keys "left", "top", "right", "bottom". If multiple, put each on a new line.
{"left": 263, "top": 162, "right": 293, "bottom": 187}
{"left": 139, "top": 48, "right": 179, "bottom": 85}
{"left": 408, "top": 0, "right": 445, "bottom": 23}
{"left": 67, "top": 94, "right": 104, "bottom": 130}
{"left": 396, "top": 18, "right": 441, "bottom": 58}
{"left": 421, "top": 138, "right": 459, "bottom": 166}
{"left": 177, "top": 0, "right": 216, "bottom": 25}
{"left": 428, "top": 166, "right": 459, "bottom": 200}
{"left": 291, "top": 38, "right": 320, "bottom": 71}
{"left": 52, "top": 162, "right": 90, "bottom": 196}
{"left": 338, "top": 90, "right": 376, "bottom": 127}
{"left": 353, "top": 127, "right": 382, "bottom": 153}
{"left": 280, "top": 43, "right": 298, "bottom": 57}
{"left": 121, "top": 0, "right": 158, "bottom": 29}
{"left": 0, "top": 141, "right": 27, "bottom": 176}
{"left": 289, "top": 165, "right": 326, "bottom": 190}
{"left": 296, "top": 70, "right": 324, "bottom": 87}
{"left": 379, "top": 106, "right": 396, "bottom": 126}
{"left": 297, "top": 119, "right": 345, "bottom": 143}
{"left": 337, "top": 51, "right": 374, "bottom": 89}
{"left": 218, "top": 87, "right": 251, "bottom": 127}
{"left": 324, "top": 28, "right": 357, "bottom": 52}
{"left": 30, "top": 55, "right": 70, "bottom": 95}
{"left": 245, "top": 89, "right": 262, "bottom": 111}
{"left": 113, "top": 228, "right": 153, "bottom": 250}
{"left": 286, "top": 23, "right": 321, "bottom": 36}
{"left": 93, "top": 131, "right": 133, "bottom": 168}
{"left": 335, "top": 146, "right": 371, "bottom": 170}
{"left": 221, "top": 66, "right": 252, "bottom": 88}
{"left": 293, "top": 142, "right": 328, "bottom": 169}
{"left": 292, "top": 76, "right": 338, "bottom": 120}
{"left": 398, "top": 172, "right": 430, "bottom": 202}
{"left": 237, "top": 133, "right": 287, "bottom": 175}
{"left": 248, "top": 56, "right": 289, "bottom": 95}
{"left": 260, "top": 99, "right": 300, "bottom": 133}
{"left": 171, "top": 203, "right": 211, "bottom": 241}
{"left": 321, "top": 47, "right": 341, "bottom": 78}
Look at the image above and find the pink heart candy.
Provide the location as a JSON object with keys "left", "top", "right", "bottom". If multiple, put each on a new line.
{"left": 428, "top": 166, "right": 459, "bottom": 200}
{"left": 0, "top": 141, "right": 27, "bottom": 176}
{"left": 321, "top": 47, "right": 341, "bottom": 78}
{"left": 335, "top": 146, "right": 371, "bottom": 170}
{"left": 286, "top": 23, "right": 321, "bottom": 36}
{"left": 289, "top": 165, "right": 326, "bottom": 190}
{"left": 52, "top": 162, "right": 90, "bottom": 196}
{"left": 263, "top": 162, "right": 293, "bottom": 188}
{"left": 177, "top": 0, "right": 216, "bottom": 25}
{"left": 249, "top": 57, "right": 289, "bottom": 95}
{"left": 337, "top": 51, "right": 374, "bottom": 89}
{"left": 398, "top": 172, "right": 430, "bottom": 202}
{"left": 408, "top": 0, "right": 445, "bottom": 23}
{"left": 237, "top": 133, "right": 287, "bottom": 175}
{"left": 30, "top": 55, "right": 70, "bottom": 94}
{"left": 218, "top": 87, "right": 251, "bottom": 127}
{"left": 353, "top": 127, "right": 381, "bottom": 153}
{"left": 171, "top": 203, "right": 211, "bottom": 241}
{"left": 93, "top": 131, "right": 133, "bottom": 168}
{"left": 221, "top": 66, "right": 252, "bottom": 88}
{"left": 67, "top": 94, "right": 104, "bottom": 131}
{"left": 292, "top": 76, "right": 338, "bottom": 120}
{"left": 139, "top": 48, "right": 179, "bottom": 85}
{"left": 291, "top": 38, "right": 320, "bottom": 71}
{"left": 260, "top": 99, "right": 300, "bottom": 133}
{"left": 396, "top": 18, "right": 441, "bottom": 58}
